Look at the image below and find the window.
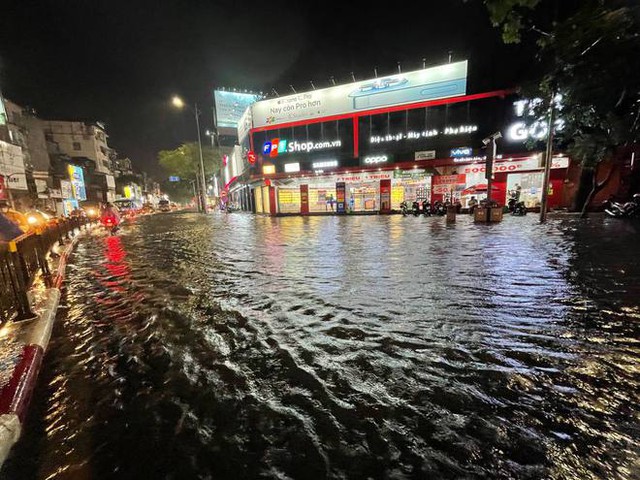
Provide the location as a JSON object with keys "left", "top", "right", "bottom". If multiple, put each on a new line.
{"left": 73, "top": 142, "right": 81, "bottom": 151}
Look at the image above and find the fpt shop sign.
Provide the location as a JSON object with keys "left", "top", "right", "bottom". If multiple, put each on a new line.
{"left": 262, "top": 137, "right": 342, "bottom": 157}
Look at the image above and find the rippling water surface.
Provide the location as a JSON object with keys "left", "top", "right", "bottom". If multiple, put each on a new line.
{"left": 2, "top": 213, "right": 639, "bottom": 479}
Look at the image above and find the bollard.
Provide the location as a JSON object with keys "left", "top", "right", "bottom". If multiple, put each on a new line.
{"left": 446, "top": 205, "right": 456, "bottom": 224}
{"left": 7, "top": 241, "right": 35, "bottom": 321}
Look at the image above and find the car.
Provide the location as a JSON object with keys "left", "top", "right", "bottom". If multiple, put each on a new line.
{"left": 158, "top": 199, "right": 171, "bottom": 212}
{"left": 113, "top": 199, "right": 141, "bottom": 215}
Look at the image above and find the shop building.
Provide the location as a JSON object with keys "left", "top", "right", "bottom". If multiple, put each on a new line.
{"left": 239, "top": 61, "right": 573, "bottom": 215}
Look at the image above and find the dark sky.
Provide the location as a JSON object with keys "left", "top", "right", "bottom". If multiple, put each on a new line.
{"left": 0, "top": 0, "right": 532, "bottom": 178}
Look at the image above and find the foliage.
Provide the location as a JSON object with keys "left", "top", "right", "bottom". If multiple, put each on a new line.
{"left": 484, "top": 0, "right": 640, "bottom": 212}
{"left": 484, "top": 0, "right": 541, "bottom": 43}
{"left": 158, "top": 142, "right": 230, "bottom": 180}
{"left": 160, "top": 178, "right": 195, "bottom": 203}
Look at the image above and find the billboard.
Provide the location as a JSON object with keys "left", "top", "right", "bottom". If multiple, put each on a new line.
{"left": 0, "top": 140, "right": 28, "bottom": 190}
{"left": 0, "top": 93, "right": 6, "bottom": 125}
{"left": 67, "top": 164, "right": 87, "bottom": 201}
{"left": 214, "top": 91, "right": 260, "bottom": 129}
{"left": 251, "top": 61, "right": 468, "bottom": 128}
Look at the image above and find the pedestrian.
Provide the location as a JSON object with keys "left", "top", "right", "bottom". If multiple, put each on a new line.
{"left": 327, "top": 194, "right": 335, "bottom": 212}
{"left": 468, "top": 196, "right": 478, "bottom": 214}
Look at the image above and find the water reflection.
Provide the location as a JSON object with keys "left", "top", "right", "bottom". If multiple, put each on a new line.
{"left": 2, "top": 214, "right": 639, "bottom": 480}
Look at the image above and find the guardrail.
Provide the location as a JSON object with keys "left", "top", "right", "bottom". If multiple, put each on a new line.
{"left": 0, "top": 217, "right": 91, "bottom": 324}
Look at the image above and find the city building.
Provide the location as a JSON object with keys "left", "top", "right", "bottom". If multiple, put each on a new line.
{"left": 42, "top": 120, "right": 116, "bottom": 202}
{"left": 238, "top": 61, "right": 577, "bottom": 215}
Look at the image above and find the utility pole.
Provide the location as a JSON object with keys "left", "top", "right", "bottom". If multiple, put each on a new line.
{"left": 194, "top": 102, "right": 208, "bottom": 213}
{"left": 540, "top": 93, "right": 556, "bottom": 223}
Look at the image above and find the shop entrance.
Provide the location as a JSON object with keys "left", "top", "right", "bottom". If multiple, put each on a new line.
{"left": 506, "top": 172, "right": 544, "bottom": 208}
{"left": 348, "top": 182, "right": 379, "bottom": 212}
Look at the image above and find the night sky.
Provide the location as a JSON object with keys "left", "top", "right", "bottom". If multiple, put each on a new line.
{"left": 0, "top": 0, "right": 534, "bottom": 178}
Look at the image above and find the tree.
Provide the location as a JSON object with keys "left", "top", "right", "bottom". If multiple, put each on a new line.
{"left": 484, "top": 0, "right": 640, "bottom": 215}
{"left": 158, "top": 142, "right": 230, "bottom": 181}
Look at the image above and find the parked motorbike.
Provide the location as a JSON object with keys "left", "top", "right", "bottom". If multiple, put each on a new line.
{"left": 432, "top": 201, "right": 446, "bottom": 216}
{"left": 604, "top": 194, "right": 640, "bottom": 218}
{"left": 412, "top": 201, "right": 420, "bottom": 216}
{"left": 422, "top": 200, "right": 432, "bottom": 216}
{"left": 508, "top": 198, "right": 527, "bottom": 216}
{"left": 400, "top": 201, "right": 409, "bottom": 216}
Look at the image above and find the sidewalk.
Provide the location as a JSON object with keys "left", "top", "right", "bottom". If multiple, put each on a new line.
{"left": 0, "top": 231, "right": 85, "bottom": 466}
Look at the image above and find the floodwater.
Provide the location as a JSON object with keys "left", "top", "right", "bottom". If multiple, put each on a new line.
{"left": 2, "top": 212, "right": 639, "bottom": 479}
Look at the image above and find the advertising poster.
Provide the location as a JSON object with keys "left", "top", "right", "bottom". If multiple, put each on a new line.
{"left": 336, "top": 182, "right": 346, "bottom": 214}
{"left": 0, "top": 140, "right": 28, "bottom": 190}
{"left": 252, "top": 61, "right": 468, "bottom": 128}
{"left": 432, "top": 174, "right": 466, "bottom": 194}
{"left": 67, "top": 165, "right": 87, "bottom": 201}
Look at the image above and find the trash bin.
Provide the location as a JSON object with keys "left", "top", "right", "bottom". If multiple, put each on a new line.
{"left": 446, "top": 205, "right": 456, "bottom": 223}
{"left": 490, "top": 207, "right": 504, "bottom": 222}
{"left": 474, "top": 207, "right": 487, "bottom": 222}
{"left": 474, "top": 206, "right": 503, "bottom": 222}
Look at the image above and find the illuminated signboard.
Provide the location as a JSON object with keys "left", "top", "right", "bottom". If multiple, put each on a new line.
{"left": 451, "top": 147, "right": 472, "bottom": 157}
{"left": 213, "top": 90, "right": 260, "bottom": 129}
{"left": 312, "top": 160, "right": 338, "bottom": 169}
{"left": 67, "top": 164, "right": 86, "bottom": 201}
{"left": 0, "top": 94, "right": 6, "bottom": 125}
{"left": 262, "top": 164, "right": 276, "bottom": 175}
{"left": 363, "top": 155, "right": 389, "bottom": 164}
{"left": 370, "top": 125, "right": 478, "bottom": 144}
{"left": 506, "top": 98, "right": 564, "bottom": 142}
{"left": 262, "top": 138, "right": 342, "bottom": 157}
{"left": 284, "top": 162, "right": 300, "bottom": 173}
{"left": 252, "top": 61, "right": 468, "bottom": 128}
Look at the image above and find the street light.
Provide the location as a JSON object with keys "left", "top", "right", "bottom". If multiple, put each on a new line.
{"left": 171, "top": 95, "right": 208, "bottom": 213}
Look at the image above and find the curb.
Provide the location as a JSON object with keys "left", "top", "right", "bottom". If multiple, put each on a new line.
{"left": 0, "top": 233, "right": 83, "bottom": 467}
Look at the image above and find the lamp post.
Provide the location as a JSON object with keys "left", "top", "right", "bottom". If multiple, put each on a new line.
{"left": 172, "top": 96, "right": 208, "bottom": 213}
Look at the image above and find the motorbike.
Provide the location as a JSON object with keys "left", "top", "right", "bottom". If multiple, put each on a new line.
{"left": 432, "top": 201, "right": 446, "bottom": 216}
{"left": 400, "top": 201, "right": 409, "bottom": 216}
{"left": 101, "top": 215, "right": 120, "bottom": 235}
{"left": 508, "top": 198, "right": 527, "bottom": 216}
{"left": 412, "top": 201, "right": 420, "bottom": 216}
{"left": 422, "top": 200, "right": 432, "bottom": 216}
{"left": 604, "top": 194, "right": 640, "bottom": 218}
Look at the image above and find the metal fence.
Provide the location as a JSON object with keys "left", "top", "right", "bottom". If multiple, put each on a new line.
{"left": 0, "top": 217, "right": 90, "bottom": 324}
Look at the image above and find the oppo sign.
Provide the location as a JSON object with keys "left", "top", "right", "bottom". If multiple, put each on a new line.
{"left": 363, "top": 155, "right": 389, "bottom": 164}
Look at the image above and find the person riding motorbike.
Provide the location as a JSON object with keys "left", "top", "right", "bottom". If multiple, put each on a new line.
{"left": 421, "top": 199, "right": 431, "bottom": 216}
{"left": 399, "top": 201, "right": 409, "bottom": 216}
{"left": 411, "top": 200, "right": 420, "bottom": 216}
{"left": 100, "top": 202, "right": 121, "bottom": 232}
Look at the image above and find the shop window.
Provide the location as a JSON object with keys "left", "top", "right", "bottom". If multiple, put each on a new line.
{"left": 277, "top": 188, "right": 301, "bottom": 214}
{"left": 309, "top": 186, "right": 337, "bottom": 212}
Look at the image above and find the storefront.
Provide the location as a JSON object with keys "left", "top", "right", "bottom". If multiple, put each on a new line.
{"left": 243, "top": 60, "right": 574, "bottom": 215}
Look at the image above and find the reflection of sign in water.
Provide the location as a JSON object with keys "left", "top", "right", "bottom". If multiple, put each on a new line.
{"left": 67, "top": 165, "right": 86, "bottom": 200}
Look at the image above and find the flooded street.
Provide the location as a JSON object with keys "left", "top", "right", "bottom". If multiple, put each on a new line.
{"left": 2, "top": 212, "right": 639, "bottom": 479}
